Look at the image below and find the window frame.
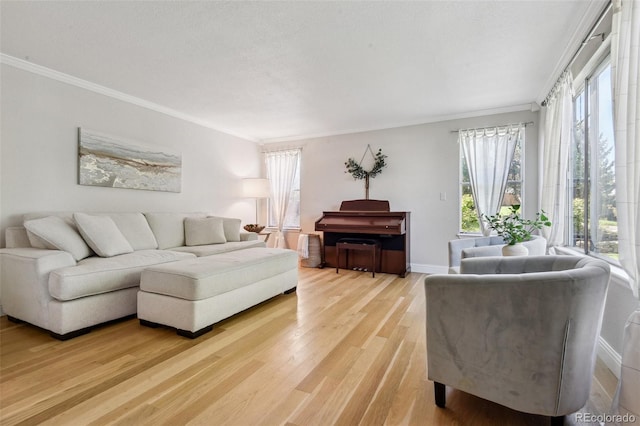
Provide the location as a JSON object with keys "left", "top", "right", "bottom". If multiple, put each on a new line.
{"left": 568, "top": 54, "right": 619, "bottom": 265}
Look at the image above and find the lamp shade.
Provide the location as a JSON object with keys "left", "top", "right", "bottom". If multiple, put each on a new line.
{"left": 242, "top": 178, "right": 270, "bottom": 198}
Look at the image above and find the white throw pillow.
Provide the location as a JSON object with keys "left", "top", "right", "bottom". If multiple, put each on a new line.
{"left": 145, "top": 213, "right": 206, "bottom": 249}
{"left": 184, "top": 217, "right": 226, "bottom": 246}
{"left": 24, "top": 216, "right": 92, "bottom": 261}
{"left": 107, "top": 213, "right": 158, "bottom": 250}
{"left": 209, "top": 216, "right": 242, "bottom": 242}
{"left": 74, "top": 213, "right": 134, "bottom": 257}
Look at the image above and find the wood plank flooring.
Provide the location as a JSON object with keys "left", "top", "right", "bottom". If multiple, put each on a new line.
{"left": 0, "top": 267, "right": 617, "bottom": 425}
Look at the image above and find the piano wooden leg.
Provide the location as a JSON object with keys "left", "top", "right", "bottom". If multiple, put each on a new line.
{"left": 372, "top": 248, "right": 375, "bottom": 278}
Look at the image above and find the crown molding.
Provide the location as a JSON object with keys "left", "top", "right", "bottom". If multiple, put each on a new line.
{"left": 536, "top": 0, "right": 611, "bottom": 105}
{"left": 0, "top": 53, "right": 258, "bottom": 142}
{"left": 0, "top": 53, "right": 537, "bottom": 145}
{"left": 261, "top": 103, "right": 536, "bottom": 144}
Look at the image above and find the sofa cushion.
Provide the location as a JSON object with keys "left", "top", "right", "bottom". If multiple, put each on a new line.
{"left": 48, "top": 250, "right": 196, "bottom": 301}
{"left": 223, "top": 218, "right": 242, "bottom": 242}
{"left": 184, "top": 217, "right": 226, "bottom": 246}
{"left": 170, "top": 240, "right": 266, "bottom": 256}
{"left": 106, "top": 213, "right": 158, "bottom": 250}
{"left": 140, "top": 247, "right": 298, "bottom": 300}
{"left": 24, "top": 216, "right": 92, "bottom": 261}
{"left": 144, "top": 213, "right": 206, "bottom": 249}
{"left": 209, "top": 216, "right": 242, "bottom": 242}
{"left": 74, "top": 213, "right": 134, "bottom": 257}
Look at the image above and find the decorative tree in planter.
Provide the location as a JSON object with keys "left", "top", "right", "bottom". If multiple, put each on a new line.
{"left": 345, "top": 145, "right": 387, "bottom": 199}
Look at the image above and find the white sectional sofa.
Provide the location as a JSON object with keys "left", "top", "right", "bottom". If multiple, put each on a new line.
{"left": 0, "top": 212, "right": 268, "bottom": 339}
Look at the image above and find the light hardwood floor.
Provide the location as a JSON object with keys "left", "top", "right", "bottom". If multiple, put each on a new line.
{"left": 0, "top": 267, "right": 617, "bottom": 425}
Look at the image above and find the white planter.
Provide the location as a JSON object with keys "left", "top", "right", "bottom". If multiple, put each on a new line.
{"left": 502, "top": 243, "right": 529, "bottom": 256}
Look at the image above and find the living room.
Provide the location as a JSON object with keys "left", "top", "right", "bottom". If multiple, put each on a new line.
{"left": 1, "top": 1, "right": 639, "bottom": 424}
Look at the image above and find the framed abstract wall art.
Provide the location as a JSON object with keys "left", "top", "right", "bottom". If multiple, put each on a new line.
{"left": 78, "top": 128, "right": 182, "bottom": 192}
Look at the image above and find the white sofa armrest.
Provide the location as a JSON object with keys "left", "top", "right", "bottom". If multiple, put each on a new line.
{"left": 240, "top": 232, "right": 258, "bottom": 242}
{"left": 0, "top": 248, "right": 76, "bottom": 330}
{"left": 5, "top": 226, "right": 31, "bottom": 248}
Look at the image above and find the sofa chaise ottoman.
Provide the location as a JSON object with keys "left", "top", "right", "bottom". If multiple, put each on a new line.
{"left": 138, "top": 247, "right": 298, "bottom": 338}
{"left": 0, "top": 211, "right": 266, "bottom": 339}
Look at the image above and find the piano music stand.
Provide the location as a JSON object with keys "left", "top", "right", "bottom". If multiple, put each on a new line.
{"left": 335, "top": 238, "right": 381, "bottom": 278}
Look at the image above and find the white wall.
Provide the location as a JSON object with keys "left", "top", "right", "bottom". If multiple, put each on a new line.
{"left": 0, "top": 64, "right": 262, "bottom": 242}
{"left": 272, "top": 109, "right": 539, "bottom": 272}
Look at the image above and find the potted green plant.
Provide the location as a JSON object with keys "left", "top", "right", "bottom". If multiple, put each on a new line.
{"left": 482, "top": 205, "right": 551, "bottom": 256}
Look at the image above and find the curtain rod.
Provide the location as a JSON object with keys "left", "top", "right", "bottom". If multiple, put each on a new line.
{"left": 541, "top": 1, "right": 612, "bottom": 107}
{"left": 450, "top": 121, "right": 534, "bottom": 134}
{"left": 261, "top": 146, "right": 303, "bottom": 153}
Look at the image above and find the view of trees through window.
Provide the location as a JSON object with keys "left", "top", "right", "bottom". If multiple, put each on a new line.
{"left": 570, "top": 61, "right": 617, "bottom": 261}
{"left": 460, "top": 141, "right": 523, "bottom": 233}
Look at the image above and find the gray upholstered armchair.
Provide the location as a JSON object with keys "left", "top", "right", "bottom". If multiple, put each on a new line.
{"left": 424, "top": 256, "right": 610, "bottom": 424}
{"left": 448, "top": 234, "right": 547, "bottom": 273}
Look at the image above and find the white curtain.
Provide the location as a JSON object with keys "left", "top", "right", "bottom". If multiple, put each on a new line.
{"left": 460, "top": 125, "right": 522, "bottom": 235}
{"left": 612, "top": 0, "right": 640, "bottom": 299}
{"left": 539, "top": 72, "right": 574, "bottom": 252}
{"left": 265, "top": 149, "right": 300, "bottom": 249}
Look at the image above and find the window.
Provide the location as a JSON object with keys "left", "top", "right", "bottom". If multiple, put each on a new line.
{"left": 267, "top": 150, "right": 301, "bottom": 229}
{"left": 569, "top": 59, "right": 617, "bottom": 261}
{"left": 459, "top": 136, "right": 524, "bottom": 233}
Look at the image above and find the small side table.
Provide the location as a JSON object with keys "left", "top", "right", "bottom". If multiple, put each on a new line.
{"left": 258, "top": 231, "right": 272, "bottom": 243}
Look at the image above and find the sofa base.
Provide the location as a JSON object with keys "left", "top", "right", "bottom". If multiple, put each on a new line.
{"left": 6, "top": 313, "right": 137, "bottom": 340}
{"left": 50, "top": 327, "right": 92, "bottom": 341}
{"left": 138, "top": 276, "right": 297, "bottom": 338}
{"left": 49, "top": 314, "right": 137, "bottom": 340}
{"left": 6, "top": 314, "right": 88, "bottom": 340}
{"left": 139, "top": 319, "right": 160, "bottom": 328}
{"left": 177, "top": 325, "right": 213, "bottom": 339}
{"left": 140, "top": 318, "right": 212, "bottom": 339}
{"left": 140, "top": 318, "right": 213, "bottom": 338}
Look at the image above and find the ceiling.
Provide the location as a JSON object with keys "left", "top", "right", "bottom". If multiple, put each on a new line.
{"left": 0, "top": 1, "right": 607, "bottom": 143}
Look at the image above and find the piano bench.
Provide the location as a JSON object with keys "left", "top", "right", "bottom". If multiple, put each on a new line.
{"left": 336, "top": 238, "right": 381, "bottom": 278}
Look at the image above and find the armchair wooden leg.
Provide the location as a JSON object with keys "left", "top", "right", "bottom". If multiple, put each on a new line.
{"left": 434, "top": 382, "right": 446, "bottom": 408}
{"left": 550, "top": 416, "right": 564, "bottom": 426}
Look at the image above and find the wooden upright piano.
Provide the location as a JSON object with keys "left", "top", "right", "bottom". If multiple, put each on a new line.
{"left": 314, "top": 199, "right": 410, "bottom": 277}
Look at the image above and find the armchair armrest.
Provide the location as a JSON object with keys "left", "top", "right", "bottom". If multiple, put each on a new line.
{"left": 448, "top": 238, "right": 478, "bottom": 268}
{"left": 461, "top": 245, "right": 502, "bottom": 260}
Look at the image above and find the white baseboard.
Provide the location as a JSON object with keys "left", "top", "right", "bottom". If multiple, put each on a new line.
{"left": 598, "top": 336, "right": 622, "bottom": 379}
{"left": 410, "top": 263, "right": 448, "bottom": 274}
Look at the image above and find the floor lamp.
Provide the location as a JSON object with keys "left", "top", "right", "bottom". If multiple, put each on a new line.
{"left": 242, "top": 178, "right": 270, "bottom": 225}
